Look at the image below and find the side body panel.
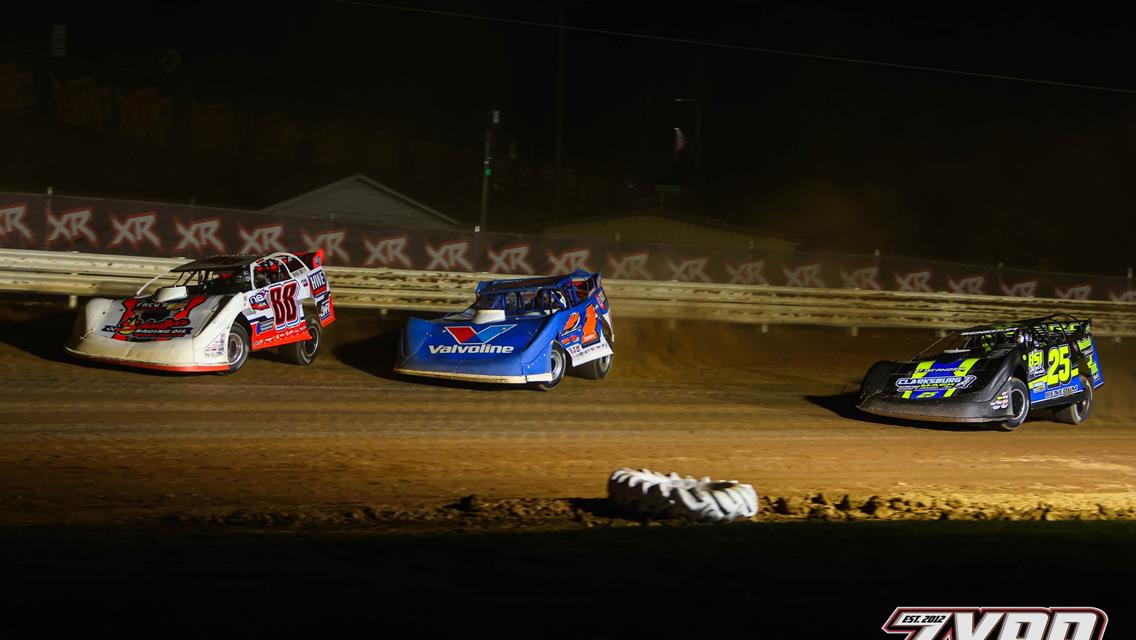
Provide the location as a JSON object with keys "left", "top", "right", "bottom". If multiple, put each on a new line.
{"left": 396, "top": 271, "right": 613, "bottom": 384}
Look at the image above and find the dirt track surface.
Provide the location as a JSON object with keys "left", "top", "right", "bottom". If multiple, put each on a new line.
{"left": 2, "top": 302, "right": 1135, "bottom": 529}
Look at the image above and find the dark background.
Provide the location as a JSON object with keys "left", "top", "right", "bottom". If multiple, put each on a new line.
{"left": 3, "top": 1, "right": 1136, "bottom": 273}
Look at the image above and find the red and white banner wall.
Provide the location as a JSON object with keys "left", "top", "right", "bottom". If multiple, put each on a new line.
{"left": 1, "top": 193, "right": 1132, "bottom": 302}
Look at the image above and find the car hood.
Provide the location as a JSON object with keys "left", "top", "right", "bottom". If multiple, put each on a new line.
{"left": 402, "top": 313, "right": 551, "bottom": 359}
{"left": 90, "top": 294, "right": 230, "bottom": 342}
{"left": 882, "top": 352, "right": 1007, "bottom": 399}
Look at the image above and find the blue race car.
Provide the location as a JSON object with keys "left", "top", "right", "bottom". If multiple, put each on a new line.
{"left": 395, "top": 270, "right": 613, "bottom": 390}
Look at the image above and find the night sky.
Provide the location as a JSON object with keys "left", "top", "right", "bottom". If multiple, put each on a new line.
{"left": 5, "top": 1, "right": 1136, "bottom": 274}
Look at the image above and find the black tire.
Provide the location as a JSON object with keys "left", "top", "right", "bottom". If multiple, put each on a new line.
{"left": 576, "top": 352, "right": 612, "bottom": 379}
{"left": 996, "top": 378, "right": 1030, "bottom": 431}
{"left": 576, "top": 321, "right": 613, "bottom": 380}
{"left": 217, "top": 323, "right": 250, "bottom": 376}
{"left": 1054, "top": 374, "right": 1093, "bottom": 425}
{"left": 533, "top": 343, "right": 568, "bottom": 391}
{"left": 282, "top": 316, "right": 322, "bottom": 366}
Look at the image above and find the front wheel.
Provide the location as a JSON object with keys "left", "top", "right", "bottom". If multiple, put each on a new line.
{"left": 996, "top": 378, "right": 1030, "bottom": 431}
{"left": 1054, "top": 374, "right": 1093, "bottom": 425}
{"left": 217, "top": 323, "right": 250, "bottom": 376}
{"left": 533, "top": 343, "right": 568, "bottom": 391}
{"left": 282, "top": 316, "right": 322, "bottom": 366}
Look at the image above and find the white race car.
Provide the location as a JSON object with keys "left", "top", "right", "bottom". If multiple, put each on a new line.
{"left": 65, "top": 251, "right": 335, "bottom": 374}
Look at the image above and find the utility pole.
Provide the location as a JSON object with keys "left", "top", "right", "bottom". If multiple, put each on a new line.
{"left": 553, "top": 0, "right": 566, "bottom": 220}
{"left": 674, "top": 97, "right": 701, "bottom": 210}
{"left": 695, "top": 44, "right": 704, "bottom": 210}
{"left": 479, "top": 109, "right": 499, "bottom": 233}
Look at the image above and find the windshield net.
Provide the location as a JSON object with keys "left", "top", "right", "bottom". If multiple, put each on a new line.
{"left": 917, "top": 328, "right": 1023, "bottom": 358}
{"left": 473, "top": 288, "right": 568, "bottom": 315}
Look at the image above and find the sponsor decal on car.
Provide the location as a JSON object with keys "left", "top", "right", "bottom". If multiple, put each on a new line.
{"left": 1027, "top": 349, "right": 1045, "bottom": 378}
{"left": 205, "top": 331, "right": 227, "bottom": 358}
{"left": 562, "top": 312, "right": 580, "bottom": 333}
{"left": 252, "top": 324, "right": 309, "bottom": 349}
{"left": 895, "top": 374, "right": 977, "bottom": 391}
{"left": 105, "top": 295, "right": 208, "bottom": 341}
{"left": 308, "top": 270, "right": 328, "bottom": 295}
{"left": 105, "top": 315, "right": 192, "bottom": 339}
{"left": 248, "top": 291, "right": 270, "bottom": 311}
{"left": 429, "top": 325, "right": 517, "bottom": 354}
{"left": 565, "top": 341, "right": 608, "bottom": 359}
{"left": 1044, "top": 387, "right": 1076, "bottom": 400}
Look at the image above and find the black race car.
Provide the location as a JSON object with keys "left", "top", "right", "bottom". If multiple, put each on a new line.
{"left": 858, "top": 314, "right": 1103, "bottom": 431}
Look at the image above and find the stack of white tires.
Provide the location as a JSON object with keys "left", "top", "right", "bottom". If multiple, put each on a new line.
{"left": 607, "top": 467, "right": 759, "bottom": 522}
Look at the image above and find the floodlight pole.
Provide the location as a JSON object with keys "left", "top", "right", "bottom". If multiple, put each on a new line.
{"left": 553, "top": 0, "right": 566, "bottom": 220}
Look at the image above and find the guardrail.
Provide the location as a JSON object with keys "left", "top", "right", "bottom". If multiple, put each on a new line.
{"left": 2, "top": 248, "right": 1135, "bottom": 337}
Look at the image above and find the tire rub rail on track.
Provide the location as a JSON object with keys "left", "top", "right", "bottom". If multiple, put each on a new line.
{"left": 2, "top": 248, "right": 1135, "bottom": 336}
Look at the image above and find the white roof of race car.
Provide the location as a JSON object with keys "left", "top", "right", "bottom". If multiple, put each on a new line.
{"left": 171, "top": 254, "right": 274, "bottom": 272}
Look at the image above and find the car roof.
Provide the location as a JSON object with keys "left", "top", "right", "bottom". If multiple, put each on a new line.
{"left": 958, "top": 313, "right": 1084, "bottom": 336}
{"left": 476, "top": 270, "right": 595, "bottom": 294}
{"left": 170, "top": 254, "right": 267, "bottom": 272}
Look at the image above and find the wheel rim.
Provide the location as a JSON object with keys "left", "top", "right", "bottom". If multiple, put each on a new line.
{"left": 227, "top": 332, "right": 245, "bottom": 366}
{"left": 597, "top": 354, "right": 611, "bottom": 372}
{"left": 302, "top": 324, "right": 319, "bottom": 358}
{"left": 1075, "top": 382, "right": 1091, "bottom": 416}
{"left": 1010, "top": 388, "right": 1027, "bottom": 422}
{"left": 550, "top": 349, "right": 565, "bottom": 381}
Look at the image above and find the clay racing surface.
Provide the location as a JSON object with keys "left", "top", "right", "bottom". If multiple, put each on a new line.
{"left": 2, "top": 301, "right": 1134, "bottom": 632}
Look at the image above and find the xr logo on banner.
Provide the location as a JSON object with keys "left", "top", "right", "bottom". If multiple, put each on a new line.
{"left": 488, "top": 243, "right": 535, "bottom": 274}
{"left": 667, "top": 257, "right": 711, "bottom": 282}
{"left": 895, "top": 270, "right": 934, "bottom": 292}
{"left": 840, "top": 266, "right": 880, "bottom": 290}
{"left": 948, "top": 275, "right": 986, "bottom": 295}
{"left": 238, "top": 223, "right": 287, "bottom": 254}
{"left": 426, "top": 240, "right": 473, "bottom": 271}
{"left": 725, "top": 260, "right": 768, "bottom": 285}
{"left": 108, "top": 211, "right": 162, "bottom": 251}
{"left": 546, "top": 248, "right": 591, "bottom": 273}
{"left": 174, "top": 217, "right": 225, "bottom": 254}
{"left": 1055, "top": 284, "right": 1092, "bottom": 300}
{"left": 0, "top": 203, "right": 33, "bottom": 243}
{"left": 607, "top": 252, "right": 652, "bottom": 279}
{"left": 46, "top": 207, "right": 98, "bottom": 246}
{"left": 1001, "top": 280, "right": 1038, "bottom": 298}
{"left": 301, "top": 229, "right": 350, "bottom": 264}
{"left": 783, "top": 263, "right": 826, "bottom": 288}
{"left": 364, "top": 234, "right": 412, "bottom": 269}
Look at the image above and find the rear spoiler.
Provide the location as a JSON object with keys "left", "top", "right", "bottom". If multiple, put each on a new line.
{"left": 297, "top": 249, "right": 326, "bottom": 270}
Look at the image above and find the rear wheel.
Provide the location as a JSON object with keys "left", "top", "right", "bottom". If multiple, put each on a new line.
{"left": 996, "top": 378, "right": 1030, "bottom": 431}
{"left": 1054, "top": 374, "right": 1093, "bottom": 425}
{"left": 576, "top": 353, "right": 612, "bottom": 379}
{"left": 282, "top": 316, "right": 322, "bottom": 366}
{"left": 575, "top": 321, "right": 613, "bottom": 380}
{"left": 533, "top": 343, "right": 567, "bottom": 391}
{"left": 217, "top": 323, "right": 250, "bottom": 376}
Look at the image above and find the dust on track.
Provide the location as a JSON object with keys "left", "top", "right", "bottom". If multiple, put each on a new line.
{"left": 1, "top": 301, "right": 1135, "bottom": 531}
